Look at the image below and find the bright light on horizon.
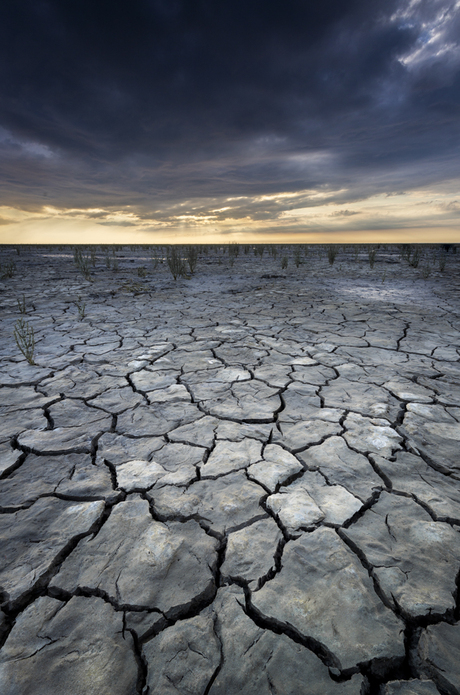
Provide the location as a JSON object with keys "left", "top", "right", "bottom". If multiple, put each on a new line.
{"left": 1, "top": 179, "right": 459, "bottom": 245}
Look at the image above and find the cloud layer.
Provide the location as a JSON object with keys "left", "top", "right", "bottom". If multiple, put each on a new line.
{"left": 0, "top": 0, "right": 459, "bottom": 240}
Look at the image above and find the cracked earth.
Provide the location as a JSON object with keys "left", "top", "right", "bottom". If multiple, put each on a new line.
{"left": 1, "top": 245, "right": 460, "bottom": 695}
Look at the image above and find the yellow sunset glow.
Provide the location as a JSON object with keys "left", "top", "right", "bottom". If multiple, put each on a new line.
{"left": 1, "top": 179, "right": 459, "bottom": 245}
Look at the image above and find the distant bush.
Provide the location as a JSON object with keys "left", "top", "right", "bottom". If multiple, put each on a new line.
{"left": 327, "top": 245, "right": 338, "bottom": 265}
{"left": 167, "top": 247, "right": 187, "bottom": 280}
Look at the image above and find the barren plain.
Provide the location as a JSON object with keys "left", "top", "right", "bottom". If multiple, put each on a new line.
{"left": 1, "top": 244, "right": 460, "bottom": 695}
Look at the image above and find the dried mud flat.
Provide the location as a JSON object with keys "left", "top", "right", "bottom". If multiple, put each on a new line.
{"left": 1, "top": 245, "right": 460, "bottom": 695}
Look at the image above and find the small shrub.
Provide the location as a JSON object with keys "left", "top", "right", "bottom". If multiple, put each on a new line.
{"left": 421, "top": 265, "right": 431, "bottom": 279}
{"left": 73, "top": 248, "right": 92, "bottom": 281}
{"left": 122, "top": 281, "right": 146, "bottom": 293}
{"left": 137, "top": 266, "right": 147, "bottom": 278}
{"left": 167, "top": 246, "right": 187, "bottom": 280}
{"left": 14, "top": 318, "right": 36, "bottom": 365}
{"left": 400, "top": 244, "right": 421, "bottom": 268}
{"left": 399, "top": 244, "right": 412, "bottom": 262}
{"left": 2, "top": 261, "right": 16, "bottom": 278}
{"left": 327, "top": 245, "right": 338, "bottom": 266}
{"left": 368, "top": 246, "right": 377, "bottom": 268}
{"left": 281, "top": 255, "right": 288, "bottom": 269}
{"left": 186, "top": 245, "right": 199, "bottom": 274}
{"left": 408, "top": 247, "right": 421, "bottom": 268}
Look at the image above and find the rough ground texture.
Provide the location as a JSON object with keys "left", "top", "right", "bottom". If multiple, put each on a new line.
{"left": 1, "top": 244, "right": 460, "bottom": 694}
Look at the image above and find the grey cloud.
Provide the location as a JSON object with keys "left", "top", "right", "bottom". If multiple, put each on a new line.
{"left": 0, "top": 0, "right": 458, "bottom": 220}
{"left": 330, "top": 210, "right": 360, "bottom": 217}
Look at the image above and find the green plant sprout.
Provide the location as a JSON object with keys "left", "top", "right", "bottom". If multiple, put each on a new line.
{"left": 122, "top": 280, "right": 147, "bottom": 293}
{"left": 14, "top": 318, "right": 36, "bottom": 365}
{"left": 75, "top": 297, "right": 86, "bottom": 320}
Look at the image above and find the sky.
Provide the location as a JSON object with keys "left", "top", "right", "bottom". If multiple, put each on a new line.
{"left": 1, "top": 0, "right": 460, "bottom": 244}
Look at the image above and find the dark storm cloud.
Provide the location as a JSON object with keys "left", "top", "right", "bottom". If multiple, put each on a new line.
{"left": 0, "top": 0, "right": 459, "bottom": 212}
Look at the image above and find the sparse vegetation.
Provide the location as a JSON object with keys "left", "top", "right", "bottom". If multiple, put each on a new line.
{"left": 327, "top": 245, "right": 338, "bottom": 266}
{"left": 368, "top": 246, "right": 377, "bottom": 268}
{"left": 14, "top": 318, "right": 36, "bottom": 365}
{"left": 73, "top": 248, "right": 92, "bottom": 281}
{"left": 186, "top": 245, "right": 199, "bottom": 273}
{"left": 2, "top": 261, "right": 16, "bottom": 278}
{"left": 167, "top": 246, "right": 187, "bottom": 280}
{"left": 122, "top": 280, "right": 147, "bottom": 293}
{"left": 408, "top": 246, "right": 421, "bottom": 268}
{"left": 400, "top": 244, "right": 421, "bottom": 268}
{"left": 281, "top": 255, "right": 288, "bottom": 269}
{"left": 137, "top": 266, "right": 147, "bottom": 278}
{"left": 75, "top": 297, "right": 86, "bottom": 319}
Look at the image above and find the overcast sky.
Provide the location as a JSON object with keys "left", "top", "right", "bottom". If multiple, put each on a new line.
{"left": 1, "top": 0, "right": 460, "bottom": 243}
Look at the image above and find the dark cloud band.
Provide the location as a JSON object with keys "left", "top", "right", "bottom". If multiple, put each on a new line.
{"left": 0, "top": 0, "right": 459, "bottom": 219}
